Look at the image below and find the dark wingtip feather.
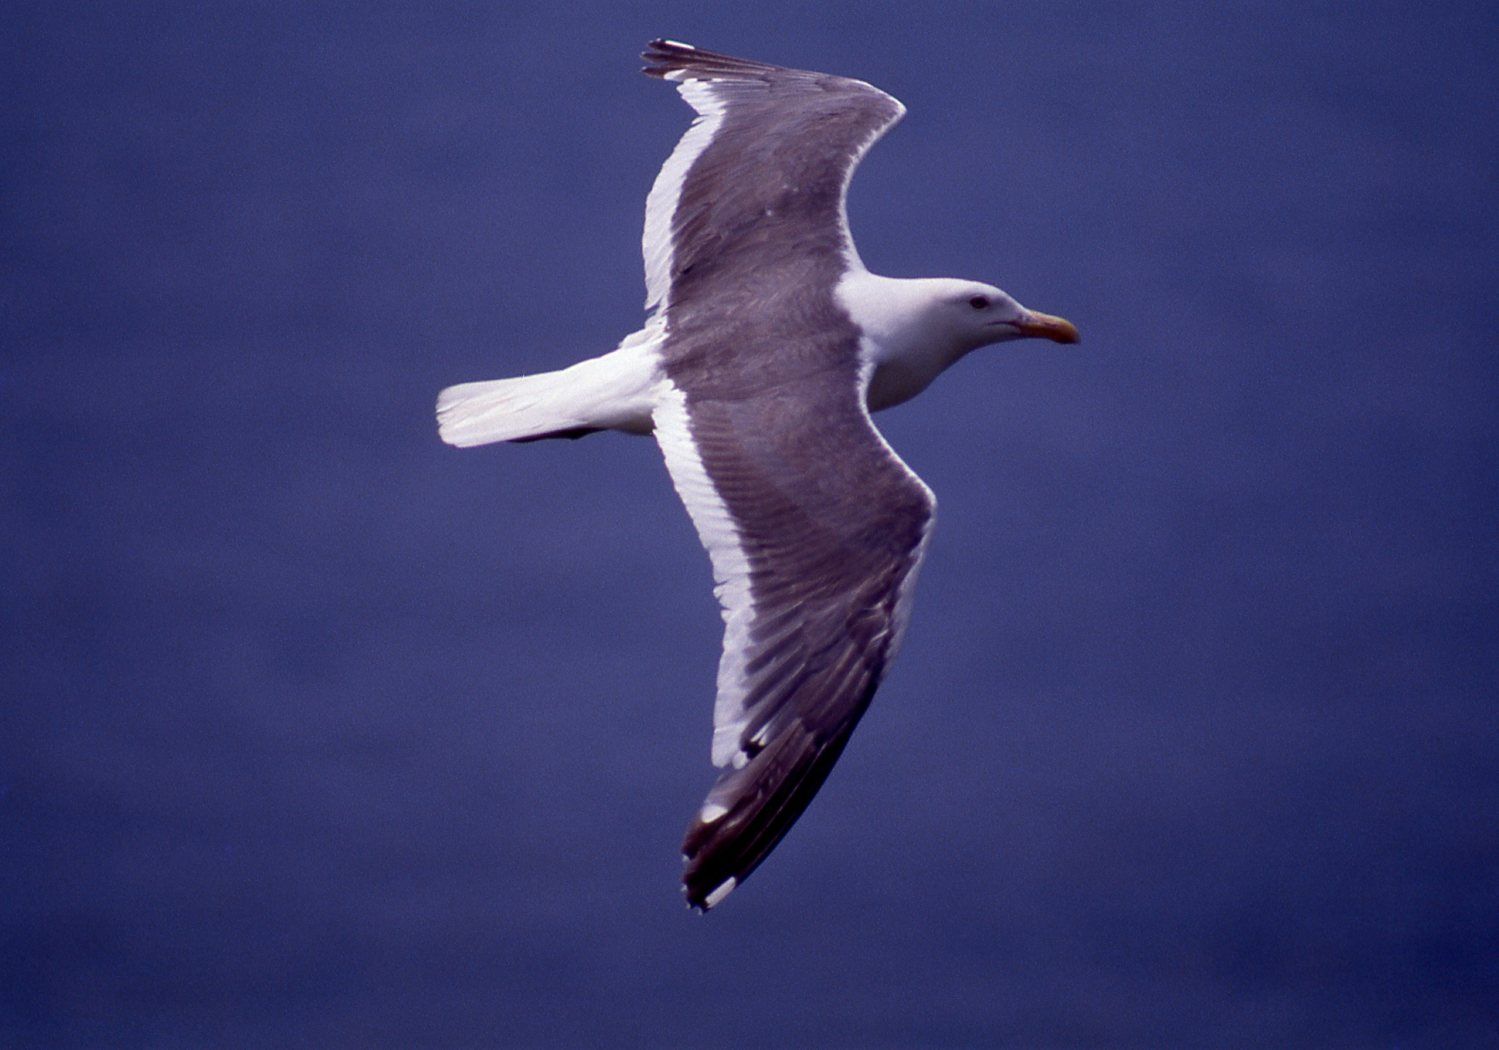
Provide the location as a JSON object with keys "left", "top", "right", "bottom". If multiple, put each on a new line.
{"left": 680, "top": 717, "right": 863, "bottom": 910}
{"left": 641, "top": 39, "right": 791, "bottom": 82}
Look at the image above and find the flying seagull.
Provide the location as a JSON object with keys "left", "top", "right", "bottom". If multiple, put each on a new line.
{"left": 437, "top": 40, "right": 1080, "bottom": 910}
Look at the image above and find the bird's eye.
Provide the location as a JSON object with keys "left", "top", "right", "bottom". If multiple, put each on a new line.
{"left": 967, "top": 295, "right": 990, "bottom": 310}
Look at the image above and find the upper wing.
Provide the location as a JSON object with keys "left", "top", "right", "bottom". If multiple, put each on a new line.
{"left": 655, "top": 367, "right": 935, "bottom": 910}
{"left": 640, "top": 40, "right": 906, "bottom": 312}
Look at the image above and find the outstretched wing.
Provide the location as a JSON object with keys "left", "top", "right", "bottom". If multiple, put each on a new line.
{"left": 642, "top": 41, "right": 931, "bottom": 910}
{"left": 655, "top": 371, "right": 935, "bottom": 910}
{"left": 640, "top": 39, "right": 905, "bottom": 313}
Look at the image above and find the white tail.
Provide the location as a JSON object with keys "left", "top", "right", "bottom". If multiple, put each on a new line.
{"left": 436, "top": 327, "right": 663, "bottom": 447}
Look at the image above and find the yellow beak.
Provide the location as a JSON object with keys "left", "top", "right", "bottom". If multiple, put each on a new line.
{"left": 1014, "top": 310, "right": 1081, "bottom": 344}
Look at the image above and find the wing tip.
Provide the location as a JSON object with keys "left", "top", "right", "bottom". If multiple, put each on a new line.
{"left": 684, "top": 875, "right": 738, "bottom": 913}
{"left": 641, "top": 38, "right": 783, "bottom": 82}
{"left": 642, "top": 38, "right": 700, "bottom": 79}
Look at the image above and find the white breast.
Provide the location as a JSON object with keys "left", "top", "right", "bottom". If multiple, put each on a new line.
{"left": 836, "top": 270, "right": 964, "bottom": 412}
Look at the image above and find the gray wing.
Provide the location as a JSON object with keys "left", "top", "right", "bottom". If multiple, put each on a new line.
{"left": 655, "top": 367, "right": 935, "bottom": 910}
{"left": 640, "top": 39, "right": 906, "bottom": 313}
{"left": 642, "top": 40, "right": 930, "bottom": 910}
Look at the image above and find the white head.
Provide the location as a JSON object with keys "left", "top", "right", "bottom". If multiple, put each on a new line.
{"left": 915, "top": 278, "right": 1080, "bottom": 353}
{"left": 838, "top": 274, "right": 1079, "bottom": 364}
{"left": 837, "top": 272, "right": 1082, "bottom": 411}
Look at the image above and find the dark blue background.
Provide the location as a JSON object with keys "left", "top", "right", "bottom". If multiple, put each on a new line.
{"left": 5, "top": 3, "right": 1496, "bottom": 1045}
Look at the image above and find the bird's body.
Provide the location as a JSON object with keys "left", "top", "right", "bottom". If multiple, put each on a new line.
{"left": 437, "top": 41, "right": 1079, "bottom": 910}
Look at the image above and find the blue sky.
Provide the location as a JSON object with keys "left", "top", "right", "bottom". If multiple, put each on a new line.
{"left": 4, "top": 3, "right": 1496, "bottom": 1045}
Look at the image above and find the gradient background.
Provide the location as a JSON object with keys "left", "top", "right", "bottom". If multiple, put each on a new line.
{"left": 5, "top": 3, "right": 1496, "bottom": 1046}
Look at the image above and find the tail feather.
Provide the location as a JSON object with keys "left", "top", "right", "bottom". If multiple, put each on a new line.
{"left": 436, "top": 334, "right": 661, "bottom": 447}
{"left": 437, "top": 373, "right": 591, "bottom": 446}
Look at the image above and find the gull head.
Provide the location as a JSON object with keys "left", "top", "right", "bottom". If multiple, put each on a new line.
{"left": 837, "top": 272, "right": 1082, "bottom": 411}
{"left": 839, "top": 273, "right": 1080, "bottom": 363}
{"left": 923, "top": 278, "right": 1080, "bottom": 352}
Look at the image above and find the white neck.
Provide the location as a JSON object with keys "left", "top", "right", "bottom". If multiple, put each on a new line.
{"left": 835, "top": 271, "right": 977, "bottom": 412}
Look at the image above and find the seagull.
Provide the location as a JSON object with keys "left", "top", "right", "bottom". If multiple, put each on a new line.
{"left": 437, "top": 40, "right": 1080, "bottom": 910}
